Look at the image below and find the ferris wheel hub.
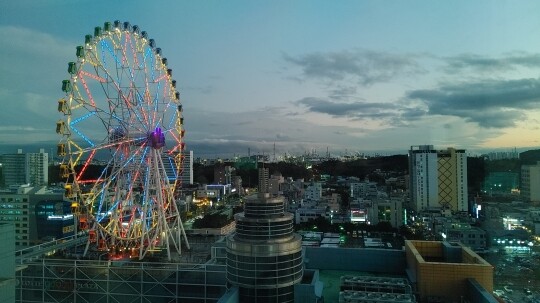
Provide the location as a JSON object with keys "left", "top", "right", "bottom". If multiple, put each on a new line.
{"left": 149, "top": 127, "right": 165, "bottom": 149}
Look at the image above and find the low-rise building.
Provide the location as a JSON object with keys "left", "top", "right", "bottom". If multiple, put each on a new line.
{"left": 405, "top": 240, "right": 493, "bottom": 302}
{"left": 295, "top": 206, "right": 329, "bottom": 224}
{"left": 442, "top": 222, "right": 487, "bottom": 251}
{"left": 0, "top": 185, "right": 66, "bottom": 247}
{"left": 368, "top": 197, "right": 404, "bottom": 228}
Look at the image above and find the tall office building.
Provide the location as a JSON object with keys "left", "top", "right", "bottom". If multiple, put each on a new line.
{"left": 227, "top": 168, "right": 303, "bottom": 302}
{"left": 0, "top": 149, "right": 49, "bottom": 187}
{"left": 258, "top": 167, "right": 269, "bottom": 193}
{"left": 268, "top": 172, "right": 284, "bottom": 196}
{"left": 180, "top": 150, "right": 194, "bottom": 186}
{"left": 0, "top": 149, "right": 26, "bottom": 187}
{"left": 409, "top": 145, "right": 468, "bottom": 212}
{"left": 521, "top": 161, "right": 540, "bottom": 202}
{"left": 437, "top": 147, "right": 468, "bottom": 212}
{"left": 25, "top": 149, "right": 49, "bottom": 186}
{"left": 226, "top": 193, "right": 303, "bottom": 302}
{"left": 214, "top": 165, "right": 234, "bottom": 185}
{"left": 162, "top": 150, "right": 193, "bottom": 187}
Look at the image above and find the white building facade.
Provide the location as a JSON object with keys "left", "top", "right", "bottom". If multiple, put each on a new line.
{"left": 409, "top": 145, "right": 439, "bottom": 212}
{"left": 409, "top": 145, "right": 468, "bottom": 212}
{"left": 303, "top": 182, "right": 322, "bottom": 204}
{"left": 521, "top": 161, "right": 540, "bottom": 202}
{"left": 25, "top": 149, "right": 49, "bottom": 186}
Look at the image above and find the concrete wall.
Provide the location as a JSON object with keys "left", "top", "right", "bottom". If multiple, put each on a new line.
{"left": 294, "top": 269, "right": 323, "bottom": 303}
{"left": 466, "top": 279, "right": 499, "bottom": 303}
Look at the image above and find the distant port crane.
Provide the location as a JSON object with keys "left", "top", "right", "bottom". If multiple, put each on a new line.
{"left": 56, "top": 20, "right": 189, "bottom": 260}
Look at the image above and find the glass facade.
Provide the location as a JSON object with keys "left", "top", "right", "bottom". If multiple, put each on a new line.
{"left": 226, "top": 194, "right": 303, "bottom": 303}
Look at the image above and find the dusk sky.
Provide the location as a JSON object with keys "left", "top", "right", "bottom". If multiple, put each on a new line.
{"left": 2, "top": 1, "right": 540, "bottom": 157}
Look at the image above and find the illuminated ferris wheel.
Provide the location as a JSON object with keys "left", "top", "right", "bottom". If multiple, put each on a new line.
{"left": 56, "top": 20, "right": 189, "bottom": 260}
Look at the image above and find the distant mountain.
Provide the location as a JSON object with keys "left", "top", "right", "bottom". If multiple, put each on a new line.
{"left": 0, "top": 142, "right": 57, "bottom": 155}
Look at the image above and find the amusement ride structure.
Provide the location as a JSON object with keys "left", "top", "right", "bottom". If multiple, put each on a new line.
{"left": 56, "top": 21, "right": 189, "bottom": 260}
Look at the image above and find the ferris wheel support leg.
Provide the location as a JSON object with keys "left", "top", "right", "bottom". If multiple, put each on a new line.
{"left": 83, "top": 221, "right": 97, "bottom": 258}
{"left": 83, "top": 237, "right": 91, "bottom": 258}
{"left": 153, "top": 148, "right": 173, "bottom": 261}
{"left": 179, "top": 218, "right": 190, "bottom": 250}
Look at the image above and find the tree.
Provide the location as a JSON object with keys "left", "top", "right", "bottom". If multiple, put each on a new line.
{"left": 192, "top": 213, "right": 232, "bottom": 228}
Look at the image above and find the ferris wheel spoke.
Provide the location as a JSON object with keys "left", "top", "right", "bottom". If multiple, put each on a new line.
{"left": 100, "top": 39, "right": 122, "bottom": 66}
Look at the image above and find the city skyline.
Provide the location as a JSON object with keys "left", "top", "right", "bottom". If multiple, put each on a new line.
{"left": 2, "top": 1, "right": 540, "bottom": 157}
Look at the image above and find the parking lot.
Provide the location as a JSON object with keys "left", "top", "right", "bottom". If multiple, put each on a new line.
{"left": 485, "top": 246, "right": 540, "bottom": 302}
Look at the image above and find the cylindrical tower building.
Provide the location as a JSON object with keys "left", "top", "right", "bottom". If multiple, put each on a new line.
{"left": 226, "top": 193, "right": 303, "bottom": 302}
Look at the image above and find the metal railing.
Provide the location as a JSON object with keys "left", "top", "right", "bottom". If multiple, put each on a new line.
{"left": 15, "top": 234, "right": 88, "bottom": 265}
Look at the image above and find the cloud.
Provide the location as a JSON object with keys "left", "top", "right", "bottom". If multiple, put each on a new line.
{"left": 283, "top": 49, "right": 420, "bottom": 85}
{"left": 445, "top": 52, "right": 540, "bottom": 72}
{"left": 328, "top": 86, "right": 358, "bottom": 100}
{"left": 276, "top": 133, "right": 291, "bottom": 140}
{"left": 408, "top": 77, "right": 540, "bottom": 128}
{"left": 295, "top": 97, "right": 427, "bottom": 126}
{"left": 0, "top": 26, "right": 76, "bottom": 145}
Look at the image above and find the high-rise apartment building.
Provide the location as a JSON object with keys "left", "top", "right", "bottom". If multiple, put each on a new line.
{"left": 162, "top": 150, "right": 193, "bottom": 187}
{"left": 268, "top": 172, "right": 284, "bottom": 196}
{"left": 258, "top": 167, "right": 269, "bottom": 193}
{"left": 0, "top": 149, "right": 49, "bottom": 187}
{"left": 214, "top": 164, "right": 234, "bottom": 185}
{"left": 409, "top": 145, "right": 438, "bottom": 211}
{"left": 521, "top": 161, "right": 540, "bottom": 202}
{"left": 0, "top": 150, "right": 26, "bottom": 187}
{"left": 180, "top": 150, "right": 194, "bottom": 186}
{"left": 25, "top": 149, "right": 49, "bottom": 186}
{"left": 409, "top": 145, "right": 468, "bottom": 212}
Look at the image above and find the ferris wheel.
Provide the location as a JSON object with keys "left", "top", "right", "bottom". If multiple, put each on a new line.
{"left": 56, "top": 21, "right": 189, "bottom": 260}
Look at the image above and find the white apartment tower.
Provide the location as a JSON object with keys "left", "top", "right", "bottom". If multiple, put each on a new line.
{"left": 409, "top": 145, "right": 468, "bottom": 212}
{"left": 521, "top": 161, "right": 540, "bottom": 202}
{"left": 162, "top": 150, "right": 193, "bottom": 187}
{"left": 409, "top": 145, "right": 438, "bottom": 212}
{"left": 180, "top": 150, "right": 194, "bottom": 186}
{"left": 0, "top": 149, "right": 48, "bottom": 187}
{"left": 25, "top": 149, "right": 49, "bottom": 186}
